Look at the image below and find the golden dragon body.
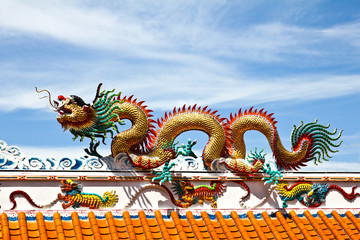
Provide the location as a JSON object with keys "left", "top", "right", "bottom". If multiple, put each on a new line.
{"left": 36, "top": 84, "right": 342, "bottom": 173}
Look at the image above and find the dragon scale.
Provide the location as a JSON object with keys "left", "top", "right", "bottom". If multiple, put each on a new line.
{"left": 115, "top": 103, "right": 322, "bottom": 171}
{"left": 124, "top": 109, "right": 228, "bottom": 168}
{"left": 110, "top": 101, "right": 150, "bottom": 156}
{"left": 276, "top": 181, "right": 360, "bottom": 208}
{"left": 39, "top": 84, "right": 342, "bottom": 172}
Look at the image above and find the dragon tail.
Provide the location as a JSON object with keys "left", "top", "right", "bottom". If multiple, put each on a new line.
{"left": 100, "top": 191, "right": 119, "bottom": 208}
{"left": 125, "top": 184, "right": 182, "bottom": 208}
{"left": 226, "top": 107, "right": 342, "bottom": 171}
{"left": 232, "top": 181, "right": 250, "bottom": 200}
{"left": 240, "top": 185, "right": 276, "bottom": 209}
{"left": 153, "top": 183, "right": 185, "bottom": 207}
{"left": 328, "top": 185, "right": 360, "bottom": 200}
{"left": 10, "top": 190, "right": 58, "bottom": 210}
{"left": 276, "top": 119, "right": 343, "bottom": 170}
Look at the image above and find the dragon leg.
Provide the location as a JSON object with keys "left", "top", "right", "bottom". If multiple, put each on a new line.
{"left": 205, "top": 197, "right": 217, "bottom": 208}
{"left": 181, "top": 196, "right": 194, "bottom": 208}
{"left": 133, "top": 139, "right": 197, "bottom": 171}
{"left": 58, "top": 193, "right": 66, "bottom": 201}
{"left": 62, "top": 201, "right": 75, "bottom": 209}
{"left": 262, "top": 163, "right": 283, "bottom": 184}
{"left": 152, "top": 161, "right": 176, "bottom": 184}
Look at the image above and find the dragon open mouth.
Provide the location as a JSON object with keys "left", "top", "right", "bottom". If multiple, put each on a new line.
{"left": 57, "top": 107, "right": 72, "bottom": 116}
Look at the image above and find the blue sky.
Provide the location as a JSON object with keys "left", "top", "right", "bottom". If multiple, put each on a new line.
{"left": 0, "top": 0, "right": 360, "bottom": 171}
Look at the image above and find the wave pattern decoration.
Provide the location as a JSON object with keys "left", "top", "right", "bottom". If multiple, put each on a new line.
{"left": 0, "top": 140, "right": 107, "bottom": 170}
{"left": 0, "top": 140, "right": 280, "bottom": 172}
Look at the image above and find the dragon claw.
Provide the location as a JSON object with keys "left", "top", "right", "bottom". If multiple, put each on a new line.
{"left": 176, "top": 139, "right": 198, "bottom": 158}
{"left": 84, "top": 141, "right": 103, "bottom": 158}
{"left": 152, "top": 161, "right": 175, "bottom": 184}
{"left": 161, "top": 139, "right": 197, "bottom": 159}
{"left": 262, "top": 163, "right": 283, "bottom": 185}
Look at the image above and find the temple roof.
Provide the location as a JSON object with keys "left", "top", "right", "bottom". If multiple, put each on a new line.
{"left": 1, "top": 209, "right": 359, "bottom": 240}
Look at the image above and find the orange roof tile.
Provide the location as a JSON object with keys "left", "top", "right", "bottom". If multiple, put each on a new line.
{"left": 0, "top": 210, "right": 359, "bottom": 240}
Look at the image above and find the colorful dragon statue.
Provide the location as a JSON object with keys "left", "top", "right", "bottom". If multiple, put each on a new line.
{"left": 170, "top": 180, "right": 226, "bottom": 208}
{"left": 36, "top": 84, "right": 342, "bottom": 182}
{"left": 276, "top": 181, "right": 360, "bottom": 208}
{"left": 125, "top": 180, "right": 226, "bottom": 208}
{"left": 58, "top": 179, "right": 118, "bottom": 209}
{"left": 8, "top": 179, "right": 118, "bottom": 210}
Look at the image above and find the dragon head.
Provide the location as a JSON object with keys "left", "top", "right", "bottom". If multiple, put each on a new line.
{"left": 36, "top": 84, "right": 125, "bottom": 153}
{"left": 60, "top": 179, "right": 83, "bottom": 195}
{"left": 55, "top": 95, "right": 96, "bottom": 131}
{"left": 180, "top": 180, "right": 195, "bottom": 192}
{"left": 304, "top": 183, "right": 328, "bottom": 207}
{"left": 35, "top": 87, "right": 96, "bottom": 131}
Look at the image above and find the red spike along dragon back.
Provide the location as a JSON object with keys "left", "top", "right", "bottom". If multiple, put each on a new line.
{"left": 36, "top": 83, "right": 342, "bottom": 179}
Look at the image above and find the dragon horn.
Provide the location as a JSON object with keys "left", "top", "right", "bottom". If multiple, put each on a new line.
{"left": 92, "top": 83, "right": 103, "bottom": 105}
{"left": 35, "top": 87, "right": 58, "bottom": 110}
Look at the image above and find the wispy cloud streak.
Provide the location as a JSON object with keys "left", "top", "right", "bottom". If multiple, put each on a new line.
{"left": 1, "top": 71, "right": 360, "bottom": 111}
{"left": 1, "top": 1, "right": 360, "bottom": 61}
{"left": 1, "top": 0, "right": 359, "bottom": 172}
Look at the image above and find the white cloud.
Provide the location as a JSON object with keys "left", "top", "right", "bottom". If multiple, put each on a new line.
{"left": 1, "top": 0, "right": 359, "bottom": 61}
{"left": 298, "top": 131, "right": 360, "bottom": 172}
{"left": 0, "top": 1, "right": 359, "bottom": 174}
{"left": 322, "top": 22, "right": 360, "bottom": 48}
{"left": 1, "top": 0, "right": 360, "bottom": 112}
{"left": 1, "top": 68, "right": 360, "bottom": 112}
{"left": 299, "top": 160, "right": 360, "bottom": 172}
{"left": 0, "top": 0, "right": 156, "bottom": 50}
{"left": 335, "top": 132, "right": 360, "bottom": 157}
{"left": 117, "top": 73, "right": 360, "bottom": 110}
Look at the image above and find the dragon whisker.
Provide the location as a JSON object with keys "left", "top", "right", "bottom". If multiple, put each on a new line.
{"left": 35, "top": 87, "right": 58, "bottom": 110}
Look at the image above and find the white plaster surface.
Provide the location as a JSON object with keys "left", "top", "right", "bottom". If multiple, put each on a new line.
{"left": 0, "top": 172, "right": 359, "bottom": 212}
